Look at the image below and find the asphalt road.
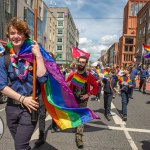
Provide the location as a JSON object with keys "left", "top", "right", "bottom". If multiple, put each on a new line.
{"left": 0, "top": 89, "right": 150, "bottom": 150}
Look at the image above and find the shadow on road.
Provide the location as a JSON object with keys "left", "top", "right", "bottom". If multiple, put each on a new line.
{"left": 31, "top": 141, "right": 57, "bottom": 150}
{"left": 140, "top": 140, "right": 150, "bottom": 150}
{"left": 146, "top": 101, "right": 150, "bottom": 104}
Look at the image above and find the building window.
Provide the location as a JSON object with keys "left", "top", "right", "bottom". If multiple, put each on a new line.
{"left": 57, "top": 37, "right": 63, "bottom": 43}
{"left": 57, "top": 53, "right": 62, "bottom": 59}
{"left": 139, "top": 18, "right": 142, "bottom": 24}
{"left": 129, "top": 46, "right": 133, "bottom": 52}
{"left": 30, "top": 0, "right": 33, "bottom": 8}
{"left": 57, "top": 20, "right": 64, "bottom": 27}
{"left": 57, "top": 12, "right": 64, "bottom": 18}
{"left": 124, "top": 46, "right": 128, "bottom": 52}
{"left": 124, "top": 55, "right": 126, "bottom": 61}
{"left": 125, "top": 37, "right": 133, "bottom": 44}
{"left": 57, "top": 29, "right": 63, "bottom": 35}
{"left": 57, "top": 45, "right": 63, "bottom": 51}
{"left": 6, "top": 0, "right": 11, "bottom": 13}
{"left": 39, "top": 6, "right": 42, "bottom": 17}
{"left": 25, "top": 0, "right": 30, "bottom": 4}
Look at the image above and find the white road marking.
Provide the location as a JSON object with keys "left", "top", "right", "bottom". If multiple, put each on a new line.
{"left": 87, "top": 123, "right": 150, "bottom": 133}
{"left": 121, "top": 124, "right": 138, "bottom": 150}
{"left": 111, "top": 103, "right": 126, "bottom": 125}
{"left": 111, "top": 102, "right": 138, "bottom": 150}
{"left": 0, "top": 108, "right": 5, "bottom": 112}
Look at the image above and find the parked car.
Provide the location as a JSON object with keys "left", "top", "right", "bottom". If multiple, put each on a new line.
{"left": 0, "top": 93, "right": 8, "bottom": 104}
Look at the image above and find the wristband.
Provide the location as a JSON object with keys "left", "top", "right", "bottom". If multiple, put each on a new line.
{"left": 21, "top": 96, "right": 26, "bottom": 108}
{"left": 19, "top": 95, "right": 22, "bottom": 102}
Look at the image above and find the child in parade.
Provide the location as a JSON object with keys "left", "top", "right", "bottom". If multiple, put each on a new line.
{"left": 102, "top": 68, "right": 117, "bottom": 121}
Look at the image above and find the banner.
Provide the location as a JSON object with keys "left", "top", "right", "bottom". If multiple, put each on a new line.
{"left": 72, "top": 47, "right": 90, "bottom": 58}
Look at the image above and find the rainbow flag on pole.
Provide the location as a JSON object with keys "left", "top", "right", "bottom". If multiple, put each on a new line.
{"left": 8, "top": 39, "right": 99, "bottom": 130}
{"left": 143, "top": 44, "right": 150, "bottom": 52}
{"left": 143, "top": 44, "right": 150, "bottom": 58}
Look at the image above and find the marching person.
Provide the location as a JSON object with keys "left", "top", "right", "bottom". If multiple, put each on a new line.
{"left": 128, "top": 65, "right": 138, "bottom": 99}
{"left": 0, "top": 18, "right": 48, "bottom": 150}
{"left": 118, "top": 70, "right": 132, "bottom": 121}
{"left": 102, "top": 69, "right": 117, "bottom": 121}
{"left": 138, "top": 64, "right": 149, "bottom": 94}
{"left": 66, "top": 56, "right": 98, "bottom": 149}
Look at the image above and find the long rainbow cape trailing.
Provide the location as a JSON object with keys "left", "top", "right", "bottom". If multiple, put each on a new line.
{"left": 6, "top": 39, "right": 99, "bottom": 130}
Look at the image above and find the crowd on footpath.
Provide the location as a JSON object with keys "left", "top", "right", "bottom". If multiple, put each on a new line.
{"left": 1, "top": 17, "right": 150, "bottom": 150}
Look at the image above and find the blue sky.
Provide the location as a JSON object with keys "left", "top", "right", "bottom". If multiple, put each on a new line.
{"left": 45, "top": 0, "right": 128, "bottom": 62}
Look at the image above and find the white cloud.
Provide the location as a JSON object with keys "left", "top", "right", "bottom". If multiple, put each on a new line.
{"left": 44, "top": 0, "right": 128, "bottom": 61}
{"left": 79, "top": 37, "right": 92, "bottom": 44}
{"left": 100, "top": 35, "right": 118, "bottom": 45}
{"left": 79, "top": 37, "right": 110, "bottom": 62}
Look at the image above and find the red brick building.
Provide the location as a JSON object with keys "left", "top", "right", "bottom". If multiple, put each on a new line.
{"left": 118, "top": 0, "right": 148, "bottom": 67}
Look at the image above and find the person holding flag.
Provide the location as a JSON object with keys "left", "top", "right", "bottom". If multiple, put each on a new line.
{"left": 118, "top": 69, "right": 133, "bottom": 121}
{"left": 0, "top": 18, "right": 48, "bottom": 150}
{"left": 0, "top": 17, "right": 100, "bottom": 149}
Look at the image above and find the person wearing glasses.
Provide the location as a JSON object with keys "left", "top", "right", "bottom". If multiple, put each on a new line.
{"left": 66, "top": 56, "right": 98, "bottom": 148}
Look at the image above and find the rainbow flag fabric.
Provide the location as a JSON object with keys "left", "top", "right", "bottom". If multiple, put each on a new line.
{"left": 143, "top": 44, "right": 150, "bottom": 52}
{"left": 117, "top": 75, "right": 133, "bottom": 86}
{"left": 71, "top": 73, "right": 87, "bottom": 88}
{"left": 7, "top": 39, "right": 99, "bottom": 130}
{"left": 143, "top": 44, "right": 150, "bottom": 58}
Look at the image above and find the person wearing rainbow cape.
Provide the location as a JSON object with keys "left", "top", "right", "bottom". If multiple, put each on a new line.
{"left": 0, "top": 18, "right": 47, "bottom": 150}
{"left": 0, "top": 18, "right": 100, "bottom": 149}
{"left": 66, "top": 56, "right": 99, "bottom": 148}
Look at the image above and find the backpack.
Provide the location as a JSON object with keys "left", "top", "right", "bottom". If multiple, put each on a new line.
{"left": 2, "top": 46, "right": 10, "bottom": 71}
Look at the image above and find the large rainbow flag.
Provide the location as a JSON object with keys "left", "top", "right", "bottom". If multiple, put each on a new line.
{"left": 6, "top": 39, "right": 99, "bottom": 130}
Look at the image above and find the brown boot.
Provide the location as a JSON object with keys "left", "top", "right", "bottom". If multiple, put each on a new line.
{"left": 75, "top": 133, "right": 83, "bottom": 149}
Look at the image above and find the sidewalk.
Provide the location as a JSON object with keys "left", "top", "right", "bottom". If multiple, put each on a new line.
{"left": 136, "top": 80, "right": 150, "bottom": 91}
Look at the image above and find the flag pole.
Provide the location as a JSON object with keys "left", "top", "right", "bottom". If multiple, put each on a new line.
{"left": 31, "top": 0, "right": 38, "bottom": 122}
